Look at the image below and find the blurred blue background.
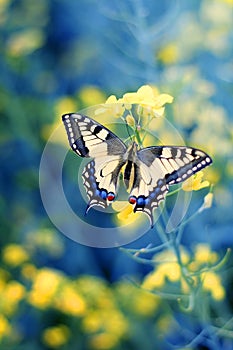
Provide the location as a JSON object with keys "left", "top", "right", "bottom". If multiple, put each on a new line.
{"left": 1, "top": 0, "right": 233, "bottom": 348}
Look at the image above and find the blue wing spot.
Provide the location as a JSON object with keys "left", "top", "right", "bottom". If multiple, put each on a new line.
{"left": 89, "top": 167, "right": 95, "bottom": 175}
{"left": 157, "top": 179, "right": 164, "bottom": 186}
{"left": 89, "top": 175, "right": 95, "bottom": 182}
{"left": 95, "top": 189, "right": 101, "bottom": 197}
{"left": 137, "top": 196, "right": 146, "bottom": 206}
{"left": 100, "top": 189, "right": 107, "bottom": 200}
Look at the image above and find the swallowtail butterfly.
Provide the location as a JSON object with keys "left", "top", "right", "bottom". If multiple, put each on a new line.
{"left": 62, "top": 113, "right": 212, "bottom": 227}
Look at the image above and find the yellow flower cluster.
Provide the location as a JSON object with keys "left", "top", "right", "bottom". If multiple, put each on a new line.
{"left": 0, "top": 276, "right": 25, "bottom": 318}
{"left": 142, "top": 248, "right": 189, "bottom": 290}
{"left": 28, "top": 268, "right": 64, "bottom": 309}
{"left": 77, "top": 276, "right": 128, "bottom": 349}
{"left": 28, "top": 268, "right": 87, "bottom": 316}
{"left": 143, "top": 244, "right": 225, "bottom": 302}
{"left": 96, "top": 85, "right": 173, "bottom": 121}
{"left": 115, "top": 281, "right": 160, "bottom": 317}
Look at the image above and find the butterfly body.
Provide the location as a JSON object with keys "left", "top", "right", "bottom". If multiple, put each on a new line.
{"left": 62, "top": 113, "right": 212, "bottom": 227}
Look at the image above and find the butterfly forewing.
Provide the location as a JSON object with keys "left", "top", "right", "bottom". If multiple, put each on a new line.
{"left": 138, "top": 146, "right": 212, "bottom": 185}
{"left": 62, "top": 113, "right": 127, "bottom": 157}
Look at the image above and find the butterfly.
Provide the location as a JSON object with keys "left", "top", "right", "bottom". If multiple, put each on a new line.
{"left": 62, "top": 113, "right": 212, "bottom": 227}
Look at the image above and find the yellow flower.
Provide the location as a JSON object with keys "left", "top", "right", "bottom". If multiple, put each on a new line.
{"left": 2, "top": 244, "right": 29, "bottom": 267}
{"left": 182, "top": 171, "right": 210, "bottom": 192}
{"left": 120, "top": 85, "right": 173, "bottom": 118}
{"left": 112, "top": 201, "right": 141, "bottom": 226}
{"left": 54, "top": 284, "right": 86, "bottom": 316}
{"left": 6, "top": 29, "right": 44, "bottom": 57}
{"left": 133, "top": 292, "right": 160, "bottom": 316}
{"left": 143, "top": 262, "right": 182, "bottom": 289}
{"left": 42, "top": 325, "right": 70, "bottom": 348}
{"left": 94, "top": 96, "right": 125, "bottom": 121}
{"left": 42, "top": 97, "right": 78, "bottom": 143}
{"left": 142, "top": 269, "right": 166, "bottom": 289}
{"left": 89, "top": 333, "right": 118, "bottom": 350}
{"left": 202, "top": 271, "right": 225, "bottom": 301}
{"left": 27, "top": 229, "right": 64, "bottom": 258}
{"left": 194, "top": 244, "right": 218, "bottom": 265}
{"left": 143, "top": 248, "right": 190, "bottom": 290}
{"left": 21, "top": 263, "right": 37, "bottom": 280}
{"left": 96, "top": 85, "right": 173, "bottom": 124}
{"left": 55, "top": 97, "right": 77, "bottom": 117}
{"left": 28, "top": 268, "right": 63, "bottom": 309}
{"left": 79, "top": 85, "right": 106, "bottom": 106}
{"left": 82, "top": 311, "right": 103, "bottom": 333}
{"left": 0, "top": 315, "right": 11, "bottom": 340}
{"left": 222, "top": 0, "right": 233, "bottom": 5}
{"left": 2, "top": 281, "right": 26, "bottom": 315}
{"left": 157, "top": 43, "right": 179, "bottom": 65}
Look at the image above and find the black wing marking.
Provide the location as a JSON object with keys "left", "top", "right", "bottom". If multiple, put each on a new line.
{"left": 128, "top": 146, "right": 212, "bottom": 227}
{"left": 62, "top": 113, "right": 127, "bottom": 157}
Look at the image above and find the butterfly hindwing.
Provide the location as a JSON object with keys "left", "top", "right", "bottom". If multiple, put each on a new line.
{"left": 82, "top": 157, "right": 125, "bottom": 212}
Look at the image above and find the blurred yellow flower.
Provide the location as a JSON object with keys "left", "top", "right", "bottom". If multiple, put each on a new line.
{"left": 2, "top": 281, "right": 25, "bottom": 315}
{"left": 21, "top": 263, "right": 37, "bottom": 280}
{"left": 27, "top": 229, "right": 64, "bottom": 258}
{"left": 2, "top": 244, "right": 29, "bottom": 267}
{"left": 222, "top": 0, "right": 233, "bottom": 5}
{"left": 28, "top": 268, "right": 63, "bottom": 309}
{"left": 131, "top": 290, "right": 160, "bottom": 316}
{"left": 202, "top": 271, "right": 225, "bottom": 301}
{"left": 42, "top": 96, "right": 78, "bottom": 143}
{"left": 194, "top": 244, "right": 218, "bottom": 265}
{"left": 89, "top": 333, "right": 118, "bottom": 350}
{"left": 157, "top": 43, "right": 180, "bottom": 65}
{"left": 42, "top": 325, "right": 70, "bottom": 348}
{"left": 0, "top": 315, "right": 11, "bottom": 340}
{"left": 142, "top": 248, "right": 190, "bottom": 291}
{"left": 55, "top": 97, "right": 78, "bottom": 117}
{"left": 54, "top": 284, "right": 86, "bottom": 316}
{"left": 83, "top": 308, "right": 128, "bottom": 346}
{"left": 143, "top": 261, "right": 181, "bottom": 290}
{"left": 82, "top": 311, "right": 102, "bottom": 333}
{"left": 79, "top": 85, "right": 106, "bottom": 106}
{"left": 182, "top": 171, "right": 210, "bottom": 192}
{"left": 6, "top": 29, "right": 44, "bottom": 57}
